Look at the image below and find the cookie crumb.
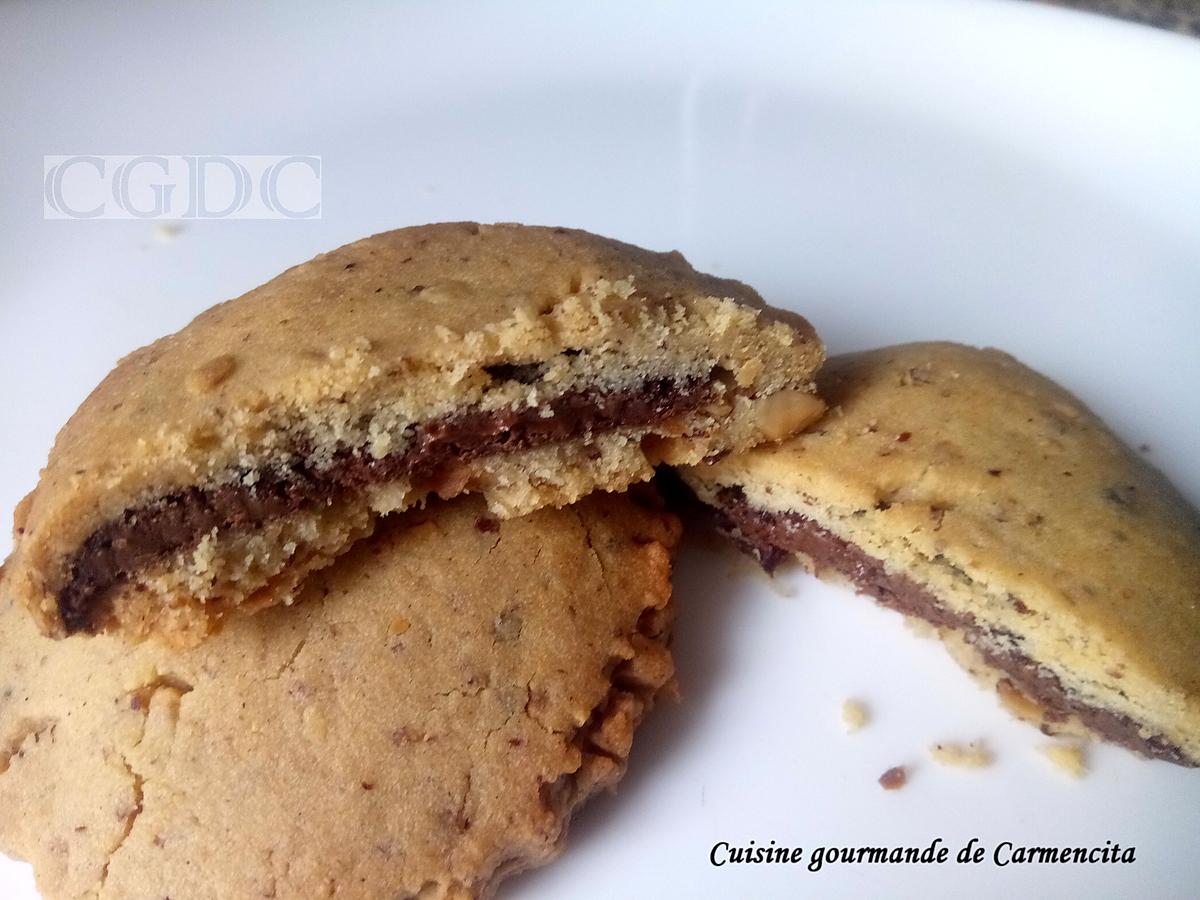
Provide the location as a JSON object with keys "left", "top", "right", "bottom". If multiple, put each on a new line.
{"left": 841, "top": 699, "right": 868, "bottom": 733}
{"left": 878, "top": 765, "right": 907, "bottom": 790}
{"left": 1040, "top": 742, "right": 1087, "bottom": 778}
{"left": 930, "top": 740, "right": 992, "bottom": 768}
{"left": 186, "top": 355, "right": 237, "bottom": 394}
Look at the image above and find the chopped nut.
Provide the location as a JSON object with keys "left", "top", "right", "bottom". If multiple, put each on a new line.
{"left": 752, "top": 389, "right": 824, "bottom": 442}
{"left": 415, "top": 279, "right": 473, "bottom": 305}
{"left": 121, "top": 662, "right": 161, "bottom": 694}
{"left": 428, "top": 461, "right": 471, "bottom": 498}
{"left": 187, "top": 425, "right": 220, "bottom": 450}
{"left": 930, "top": 740, "right": 993, "bottom": 768}
{"left": 734, "top": 355, "right": 765, "bottom": 388}
{"left": 186, "top": 354, "right": 237, "bottom": 393}
{"left": 841, "top": 699, "right": 869, "bottom": 733}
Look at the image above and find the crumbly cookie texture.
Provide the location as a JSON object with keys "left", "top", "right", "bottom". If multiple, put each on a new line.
{"left": 4, "top": 222, "right": 823, "bottom": 643}
{"left": 682, "top": 342, "right": 1200, "bottom": 766}
{"left": 0, "top": 491, "right": 680, "bottom": 900}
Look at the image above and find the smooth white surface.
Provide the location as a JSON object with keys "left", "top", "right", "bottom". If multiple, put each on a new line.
{"left": 1, "top": 1, "right": 1199, "bottom": 897}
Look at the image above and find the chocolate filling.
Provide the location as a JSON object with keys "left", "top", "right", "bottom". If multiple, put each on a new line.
{"left": 58, "top": 376, "right": 710, "bottom": 634}
{"left": 711, "top": 487, "right": 1195, "bottom": 767}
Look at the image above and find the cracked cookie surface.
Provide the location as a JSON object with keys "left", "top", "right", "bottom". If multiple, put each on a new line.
{"left": 0, "top": 490, "right": 680, "bottom": 899}
{"left": 4, "top": 221, "right": 821, "bottom": 645}
{"left": 682, "top": 342, "right": 1200, "bottom": 765}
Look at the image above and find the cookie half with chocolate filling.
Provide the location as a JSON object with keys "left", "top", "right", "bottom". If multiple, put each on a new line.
{"left": 0, "top": 491, "right": 679, "bottom": 900}
{"left": 682, "top": 342, "right": 1200, "bottom": 766}
{"left": 3, "top": 223, "right": 823, "bottom": 643}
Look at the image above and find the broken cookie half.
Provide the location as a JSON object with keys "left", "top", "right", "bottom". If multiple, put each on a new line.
{"left": 0, "top": 492, "right": 679, "bottom": 900}
{"left": 3, "top": 222, "right": 823, "bottom": 643}
{"left": 682, "top": 342, "right": 1200, "bottom": 766}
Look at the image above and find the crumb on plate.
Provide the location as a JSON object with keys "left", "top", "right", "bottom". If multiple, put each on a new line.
{"left": 930, "top": 740, "right": 993, "bottom": 768}
{"left": 842, "top": 698, "right": 868, "bottom": 733}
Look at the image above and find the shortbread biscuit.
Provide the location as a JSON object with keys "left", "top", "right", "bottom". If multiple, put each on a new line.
{"left": 0, "top": 491, "right": 679, "bottom": 899}
{"left": 682, "top": 342, "right": 1200, "bottom": 766}
{"left": 4, "top": 222, "right": 822, "bottom": 642}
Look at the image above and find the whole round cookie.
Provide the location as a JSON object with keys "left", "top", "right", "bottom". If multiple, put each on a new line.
{"left": 4, "top": 222, "right": 822, "bottom": 644}
{"left": 683, "top": 342, "right": 1200, "bottom": 766}
{"left": 0, "top": 491, "right": 680, "bottom": 899}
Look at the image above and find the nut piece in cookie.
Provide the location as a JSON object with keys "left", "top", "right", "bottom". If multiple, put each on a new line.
{"left": 0, "top": 491, "right": 680, "bottom": 900}
{"left": 682, "top": 342, "right": 1200, "bottom": 767}
{"left": 3, "top": 222, "right": 823, "bottom": 643}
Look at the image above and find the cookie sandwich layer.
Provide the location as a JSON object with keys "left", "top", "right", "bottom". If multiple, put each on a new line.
{"left": 4, "top": 222, "right": 823, "bottom": 642}
{"left": 684, "top": 342, "right": 1200, "bottom": 766}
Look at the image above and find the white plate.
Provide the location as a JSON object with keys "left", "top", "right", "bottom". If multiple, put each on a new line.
{"left": 2, "top": 1, "right": 1199, "bottom": 897}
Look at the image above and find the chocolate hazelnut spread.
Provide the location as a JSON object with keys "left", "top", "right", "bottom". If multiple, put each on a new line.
{"left": 58, "top": 376, "right": 708, "bottom": 633}
{"left": 712, "top": 487, "right": 1195, "bottom": 767}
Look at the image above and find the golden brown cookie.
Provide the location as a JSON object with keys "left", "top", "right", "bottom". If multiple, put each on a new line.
{"left": 4, "top": 222, "right": 822, "bottom": 643}
{"left": 682, "top": 342, "right": 1200, "bottom": 766}
{"left": 0, "top": 491, "right": 679, "bottom": 899}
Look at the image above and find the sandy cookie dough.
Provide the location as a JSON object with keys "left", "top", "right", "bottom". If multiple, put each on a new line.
{"left": 4, "top": 222, "right": 823, "bottom": 643}
{"left": 682, "top": 342, "right": 1200, "bottom": 766}
{"left": 0, "top": 491, "right": 680, "bottom": 899}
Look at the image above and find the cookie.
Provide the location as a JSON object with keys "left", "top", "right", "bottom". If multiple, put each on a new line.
{"left": 0, "top": 490, "right": 679, "bottom": 899}
{"left": 681, "top": 342, "right": 1200, "bottom": 765}
{"left": 3, "top": 222, "right": 823, "bottom": 643}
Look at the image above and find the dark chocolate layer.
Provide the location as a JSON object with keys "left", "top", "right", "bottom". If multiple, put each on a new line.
{"left": 711, "top": 487, "right": 1195, "bottom": 767}
{"left": 58, "top": 376, "right": 709, "bottom": 634}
